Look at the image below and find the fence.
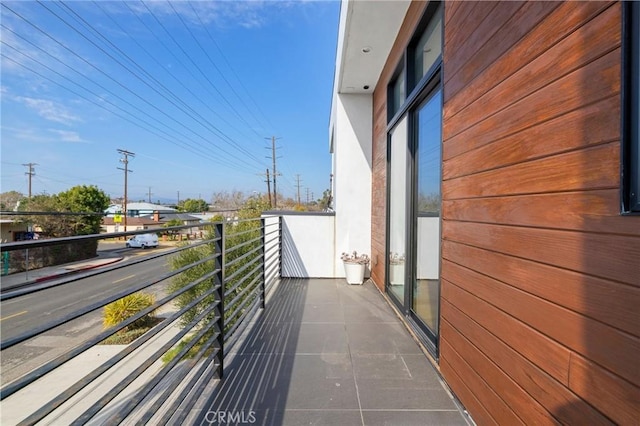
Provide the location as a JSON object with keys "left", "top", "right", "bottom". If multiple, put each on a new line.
{"left": 0, "top": 217, "right": 281, "bottom": 425}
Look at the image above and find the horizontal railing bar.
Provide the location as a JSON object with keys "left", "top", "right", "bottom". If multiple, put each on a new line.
{"left": 71, "top": 298, "right": 221, "bottom": 425}
{"left": 1, "top": 251, "right": 219, "bottom": 349}
{"left": 1, "top": 270, "right": 217, "bottom": 400}
{"left": 225, "top": 233, "right": 263, "bottom": 255}
{"left": 0, "top": 238, "right": 220, "bottom": 302}
{"left": 224, "top": 298, "right": 262, "bottom": 354}
{"left": 1, "top": 212, "right": 285, "bottom": 423}
{"left": 144, "top": 338, "right": 221, "bottom": 426}
{"left": 0, "top": 225, "right": 218, "bottom": 252}
{"left": 263, "top": 227, "right": 280, "bottom": 238}
{"left": 225, "top": 273, "right": 262, "bottom": 313}
{"left": 0, "top": 210, "right": 106, "bottom": 217}
{"left": 224, "top": 245, "right": 263, "bottom": 279}
{"left": 12, "top": 283, "right": 221, "bottom": 420}
{"left": 224, "top": 226, "right": 263, "bottom": 241}
{"left": 106, "top": 316, "right": 222, "bottom": 424}
{"left": 163, "top": 344, "right": 221, "bottom": 425}
{"left": 264, "top": 242, "right": 279, "bottom": 259}
{"left": 265, "top": 269, "right": 279, "bottom": 290}
{"left": 224, "top": 289, "right": 261, "bottom": 339}
{"left": 224, "top": 261, "right": 262, "bottom": 298}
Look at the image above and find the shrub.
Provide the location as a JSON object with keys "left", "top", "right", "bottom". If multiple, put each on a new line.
{"left": 103, "top": 292, "right": 156, "bottom": 331}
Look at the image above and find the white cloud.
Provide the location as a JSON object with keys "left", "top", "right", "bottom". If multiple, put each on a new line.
{"left": 47, "top": 129, "right": 86, "bottom": 143}
{"left": 16, "top": 97, "right": 81, "bottom": 125}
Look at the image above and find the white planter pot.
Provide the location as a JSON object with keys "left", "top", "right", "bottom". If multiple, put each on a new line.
{"left": 343, "top": 261, "right": 365, "bottom": 285}
{"left": 389, "top": 263, "right": 405, "bottom": 285}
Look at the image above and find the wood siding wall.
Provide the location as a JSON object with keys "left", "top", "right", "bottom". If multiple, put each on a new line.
{"left": 370, "top": 0, "right": 640, "bottom": 424}
{"left": 440, "top": 1, "right": 639, "bottom": 424}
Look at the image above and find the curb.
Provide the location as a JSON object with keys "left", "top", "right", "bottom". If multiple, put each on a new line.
{"left": 2, "top": 257, "right": 124, "bottom": 293}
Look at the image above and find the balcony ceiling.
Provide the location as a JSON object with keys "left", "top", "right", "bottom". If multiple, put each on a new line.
{"left": 337, "top": 0, "right": 411, "bottom": 94}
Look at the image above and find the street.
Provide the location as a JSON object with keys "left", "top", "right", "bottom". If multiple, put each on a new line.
{"left": 0, "top": 248, "right": 175, "bottom": 385}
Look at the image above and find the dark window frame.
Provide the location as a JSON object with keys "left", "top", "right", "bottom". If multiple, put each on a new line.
{"left": 385, "top": 1, "right": 443, "bottom": 358}
{"left": 622, "top": 1, "right": 640, "bottom": 214}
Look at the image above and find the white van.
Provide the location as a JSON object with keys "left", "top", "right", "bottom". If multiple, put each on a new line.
{"left": 126, "top": 233, "right": 159, "bottom": 249}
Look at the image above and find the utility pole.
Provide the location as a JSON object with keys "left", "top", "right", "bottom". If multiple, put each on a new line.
{"left": 23, "top": 163, "right": 37, "bottom": 199}
{"left": 306, "top": 187, "right": 311, "bottom": 205}
{"left": 265, "top": 136, "right": 281, "bottom": 208}
{"left": 148, "top": 187, "right": 153, "bottom": 203}
{"left": 264, "top": 169, "right": 272, "bottom": 208}
{"left": 117, "top": 149, "right": 134, "bottom": 231}
{"left": 295, "top": 174, "right": 302, "bottom": 206}
{"left": 177, "top": 191, "right": 180, "bottom": 205}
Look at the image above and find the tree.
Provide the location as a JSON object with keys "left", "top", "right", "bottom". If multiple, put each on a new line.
{"left": 318, "top": 189, "right": 332, "bottom": 211}
{"left": 163, "top": 218, "right": 184, "bottom": 240}
{"left": 165, "top": 196, "right": 271, "bottom": 361}
{"left": 0, "top": 191, "right": 25, "bottom": 211}
{"left": 21, "top": 185, "right": 109, "bottom": 237}
{"left": 58, "top": 185, "right": 111, "bottom": 235}
{"left": 179, "top": 198, "right": 209, "bottom": 212}
{"left": 15, "top": 185, "right": 110, "bottom": 269}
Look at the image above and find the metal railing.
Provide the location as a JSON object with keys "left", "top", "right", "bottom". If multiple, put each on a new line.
{"left": 0, "top": 216, "right": 282, "bottom": 425}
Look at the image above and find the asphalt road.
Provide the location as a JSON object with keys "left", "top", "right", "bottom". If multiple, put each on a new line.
{"left": 0, "top": 249, "right": 174, "bottom": 385}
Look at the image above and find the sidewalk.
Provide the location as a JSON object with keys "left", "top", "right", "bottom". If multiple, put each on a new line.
{"left": 0, "top": 253, "right": 124, "bottom": 293}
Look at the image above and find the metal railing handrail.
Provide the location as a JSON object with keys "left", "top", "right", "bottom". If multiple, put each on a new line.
{"left": 0, "top": 216, "right": 282, "bottom": 425}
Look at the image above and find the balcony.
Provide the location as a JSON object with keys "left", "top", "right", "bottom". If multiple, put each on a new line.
{"left": 0, "top": 214, "right": 468, "bottom": 425}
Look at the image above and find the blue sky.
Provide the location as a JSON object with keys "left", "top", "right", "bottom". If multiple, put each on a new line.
{"left": 1, "top": 0, "right": 340, "bottom": 204}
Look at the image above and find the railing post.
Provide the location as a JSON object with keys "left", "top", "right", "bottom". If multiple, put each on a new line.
{"left": 260, "top": 217, "right": 266, "bottom": 309}
{"left": 278, "top": 216, "right": 283, "bottom": 279}
{"left": 214, "top": 221, "right": 225, "bottom": 379}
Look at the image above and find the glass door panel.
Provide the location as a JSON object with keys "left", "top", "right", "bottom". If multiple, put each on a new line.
{"left": 412, "top": 88, "right": 442, "bottom": 334}
{"left": 388, "top": 116, "right": 408, "bottom": 303}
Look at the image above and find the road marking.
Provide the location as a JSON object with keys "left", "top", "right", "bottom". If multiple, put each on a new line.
{"left": 112, "top": 274, "right": 136, "bottom": 284}
{"left": 0, "top": 310, "right": 28, "bottom": 322}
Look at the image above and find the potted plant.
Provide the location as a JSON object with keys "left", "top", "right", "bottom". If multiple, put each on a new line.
{"left": 389, "top": 252, "right": 405, "bottom": 285}
{"left": 341, "top": 251, "right": 370, "bottom": 285}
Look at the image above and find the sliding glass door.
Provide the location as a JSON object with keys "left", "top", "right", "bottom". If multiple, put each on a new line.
{"left": 412, "top": 88, "right": 442, "bottom": 336}
{"left": 388, "top": 117, "right": 408, "bottom": 303}
{"left": 385, "top": 1, "right": 442, "bottom": 354}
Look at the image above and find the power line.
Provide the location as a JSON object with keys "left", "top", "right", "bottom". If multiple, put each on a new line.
{"left": 36, "top": 1, "right": 264, "bottom": 168}
{"left": 3, "top": 2, "right": 267, "bottom": 173}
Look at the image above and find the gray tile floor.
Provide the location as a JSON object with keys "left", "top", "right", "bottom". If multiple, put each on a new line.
{"left": 190, "top": 278, "right": 468, "bottom": 426}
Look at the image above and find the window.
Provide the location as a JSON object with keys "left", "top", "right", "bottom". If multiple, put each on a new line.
{"left": 411, "top": 3, "right": 442, "bottom": 89}
{"left": 389, "top": 69, "right": 406, "bottom": 120}
{"left": 623, "top": 1, "right": 640, "bottom": 213}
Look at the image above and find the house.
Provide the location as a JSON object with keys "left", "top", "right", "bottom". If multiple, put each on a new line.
{"left": 104, "top": 202, "right": 177, "bottom": 218}
{"left": 0, "top": 219, "right": 29, "bottom": 243}
{"left": 101, "top": 209, "right": 202, "bottom": 234}
{"left": 329, "top": 1, "right": 639, "bottom": 424}
{"left": 101, "top": 216, "right": 162, "bottom": 234}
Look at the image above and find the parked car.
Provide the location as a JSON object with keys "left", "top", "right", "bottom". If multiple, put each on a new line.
{"left": 126, "top": 233, "right": 159, "bottom": 249}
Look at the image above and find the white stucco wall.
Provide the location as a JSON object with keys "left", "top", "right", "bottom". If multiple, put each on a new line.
{"left": 263, "top": 213, "right": 336, "bottom": 278}
{"left": 332, "top": 93, "right": 372, "bottom": 277}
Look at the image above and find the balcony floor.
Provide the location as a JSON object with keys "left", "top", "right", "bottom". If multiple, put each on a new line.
{"left": 189, "top": 278, "right": 468, "bottom": 425}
